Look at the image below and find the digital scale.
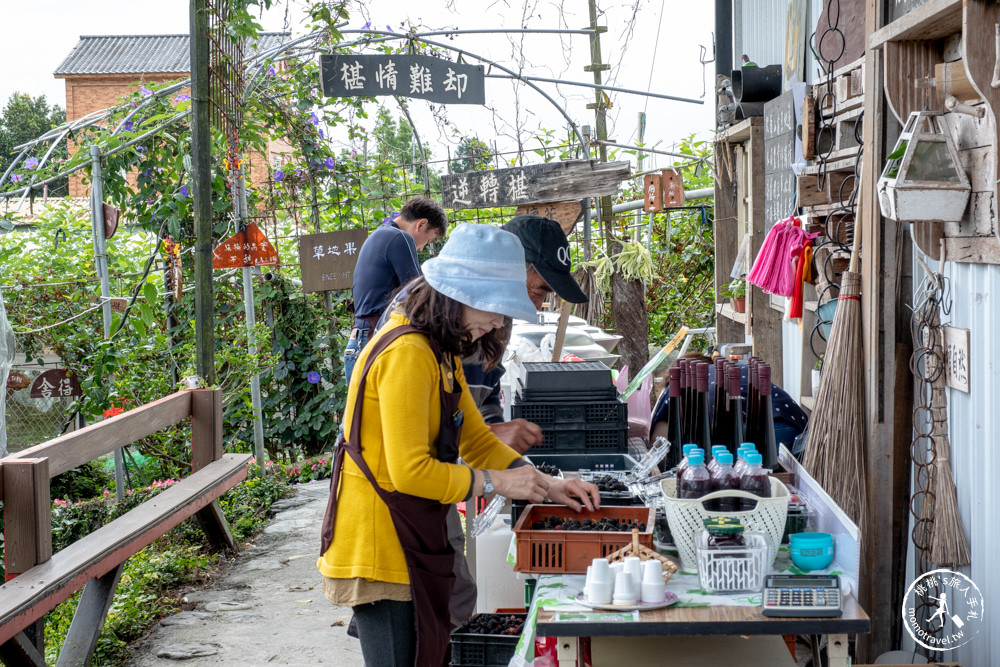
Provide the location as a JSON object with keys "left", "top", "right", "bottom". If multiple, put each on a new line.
{"left": 761, "top": 574, "right": 843, "bottom": 617}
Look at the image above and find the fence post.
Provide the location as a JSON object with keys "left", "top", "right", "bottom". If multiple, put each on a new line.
{"left": 190, "top": 388, "right": 222, "bottom": 472}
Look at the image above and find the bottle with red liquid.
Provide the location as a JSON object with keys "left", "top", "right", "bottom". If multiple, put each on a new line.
{"left": 678, "top": 451, "right": 711, "bottom": 499}
{"left": 710, "top": 451, "right": 740, "bottom": 512}
{"left": 693, "top": 362, "right": 712, "bottom": 452}
{"left": 663, "top": 366, "right": 684, "bottom": 470}
{"left": 675, "top": 444, "right": 700, "bottom": 478}
{"left": 756, "top": 364, "right": 779, "bottom": 471}
{"left": 738, "top": 452, "right": 771, "bottom": 511}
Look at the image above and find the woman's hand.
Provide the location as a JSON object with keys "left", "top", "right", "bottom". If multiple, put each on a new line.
{"left": 489, "top": 419, "right": 543, "bottom": 454}
{"left": 489, "top": 465, "right": 549, "bottom": 503}
{"left": 546, "top": 478, "right": 601, "bottom": 512}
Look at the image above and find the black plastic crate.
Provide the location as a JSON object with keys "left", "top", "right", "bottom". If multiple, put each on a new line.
{"left": 519, "top": 361, "right": 614, "bottom": 394}
{"left": 534, "top": 426, "right": 627, "bottom": 453}
{"left": 527, "top": 453, "right": 638, "bottom": 472}
{"left": 511, "top": 399, "right": 627, "bottom": 429}
{"left": 450, "top": 613, "right": 526, "bottom": 667}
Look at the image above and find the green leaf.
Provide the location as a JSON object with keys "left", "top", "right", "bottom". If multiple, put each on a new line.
{"left": 143, "top": 282, "right": 158, "bottom": 305}
{"left": 886, "top": 140, "right": 907, "bottom": 160}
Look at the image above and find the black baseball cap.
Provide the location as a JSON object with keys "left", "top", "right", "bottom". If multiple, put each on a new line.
{"left": 502, "top": 215, "right": 589, "bottom": 304}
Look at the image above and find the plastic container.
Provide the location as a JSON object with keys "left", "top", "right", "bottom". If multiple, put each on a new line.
{"left": 696, "top": 530, "right": 770, "bottom": 593}
{"left": 450, "top": 612, "right": 527, "bottom": 667}
{"left": 660, "top": 476, "right": 790, "bottom": 572}
{"left": 532, "top": 425, "right": 628, "bottom": 453}
{"left": 511, "top": 399, "right": 627, "bottom": 429}
{"left": 512, "top": 505, "right": 656, "bottom": 574}
{"left": 788, "top": 532, "right": 835, "bottom": 571}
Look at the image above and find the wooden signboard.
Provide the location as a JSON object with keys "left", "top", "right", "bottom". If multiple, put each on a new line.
{"left": 298, "top": 228, "right": 369, "bottom": 293}
{"left": 662, "top": 169, "right": 685, "bottom": 208}
{"left": 6, "top": 371, "right": 30, "bottom": 390}
{"left": 442, "top": 160, "right": 629, "bottom": 210}
{"left": 642, "top": 174, "right": 662, "bottom": 213}
{"left": 109, "top": 298, "right": 128, "bottom": 313}
{"left": 320, "top": 54, "right": 485, "bottom": 105}
{"left": 943, "top": 325, "right": 970, "bottom": 393}
{"left": 764, "top": 91, "right": 797, "bottom": 226}
{"left": 212, "top": 223, "right": 280, "bottom": 269}
{"left": 30, "top": 369, "right": 82, "bottom": 399}
{"left": 514, "top": 201, "right": 585, "bottom": 235}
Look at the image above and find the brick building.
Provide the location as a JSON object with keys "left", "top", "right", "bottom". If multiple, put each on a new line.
{"left": 54, "top": 33, "right": 292, "bottom": 197}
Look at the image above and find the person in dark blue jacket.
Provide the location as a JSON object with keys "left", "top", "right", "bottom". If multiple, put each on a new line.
{"left": 343, "top": 197, "right": 447, "bottom": 382}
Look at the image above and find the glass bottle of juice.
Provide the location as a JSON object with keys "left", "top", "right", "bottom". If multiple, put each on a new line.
{"left": 678, "top": 451, "right": 711, "bottom": 499}
{"left": 710, "top": 451, "right": 740, "bottom": 512}
{"left": 738, "top": 452, "right": 771, "bottom": 510}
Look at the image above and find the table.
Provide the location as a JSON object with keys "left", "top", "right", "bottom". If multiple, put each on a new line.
{"left": 535, "top": 595, "right": 869, "bottom": 667}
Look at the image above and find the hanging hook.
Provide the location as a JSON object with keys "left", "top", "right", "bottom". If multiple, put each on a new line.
{"left": 54, "top": 227, "right": 67, "bottom": 250}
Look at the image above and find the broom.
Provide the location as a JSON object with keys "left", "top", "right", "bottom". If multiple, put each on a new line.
{"left": 802, "top": 222, "right": 867, "bottom": 527}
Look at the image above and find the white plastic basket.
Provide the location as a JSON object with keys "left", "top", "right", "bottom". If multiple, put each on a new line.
{"left": 696, "top": 531, "right": 769, "bottom": 593}
{"left": 660, "top": 476, "right": 789, "bottom": 572}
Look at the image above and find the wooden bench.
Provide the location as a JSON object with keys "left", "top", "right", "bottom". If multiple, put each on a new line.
{"left": 0, "top": 389, "right": 253, "bottom": 666}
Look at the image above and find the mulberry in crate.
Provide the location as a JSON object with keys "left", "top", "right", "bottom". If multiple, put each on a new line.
{"left": 457, "top": 614, "right": 525, "bottom": 636}
{"left": 530, "top": 515, "right": 646, "bottom": 532}
{"left": 535, "top": 463, "right": 561, "bottom": 477}
{"left": 591, "top": 474, "right": 628, "bottom": 492}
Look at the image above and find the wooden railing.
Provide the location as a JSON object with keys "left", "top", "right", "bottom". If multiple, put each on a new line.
{"left": 0, "top": 389, "right": 252, "bottom": 666}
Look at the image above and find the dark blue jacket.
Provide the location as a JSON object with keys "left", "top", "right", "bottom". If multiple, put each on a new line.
{"left": 351, "top": 222, "right": 420, "bottom": 320}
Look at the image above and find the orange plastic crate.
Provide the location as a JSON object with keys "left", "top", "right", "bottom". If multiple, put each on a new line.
{"left": 512, "top": 505, "right": 656, "bottom": 574}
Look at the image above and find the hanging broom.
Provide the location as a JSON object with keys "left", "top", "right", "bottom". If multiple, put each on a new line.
{"left": 802, "top": 221, "right": 867, "bottom": 527}
{"left": 918, "top": 260, "right": 971, "bottom": 567}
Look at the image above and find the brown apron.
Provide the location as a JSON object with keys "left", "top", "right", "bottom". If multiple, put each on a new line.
{"left": 321, "top": 324, "right": 462, "bottom": 667}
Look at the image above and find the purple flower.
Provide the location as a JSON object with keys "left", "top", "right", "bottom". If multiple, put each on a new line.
{"left": 140, "top": 86, "right": 153, "bottom": 97}
{"left": 309, "top": 112, "right": 319, "bottom": 125}
{"left": 274, "top": 169, "right": 284, "bottom": 182}
{"left": 318, "top": 128, "right": 325, "bottom": 139}
{"left": 141, "top": 169, "right": 152, "bottom": 177}
{"left": 136, "top": 145, "right": 147, "bottom": 153}
{"left": 311, "top": 87, "right": 318, "bottom": 97}
{"left": 10, "top": 173, "right": 23, "bottom": 183}
{"left": 175, "top": 94, "right": 191, "bottom": 102}
{"left": 179, "top": 185, "right": 190, "bottom": 198}
{"left": 325, "top": 157, "right": 335, "bottom": 168}
{"left": 362, "top": 21, "right": 371, "bottom": 30}
{"left": 267, "top": 64, "right": 276, "bottom": 76}
{"left": 307, "top": 371, "right": 321, "bottom": 384}
{"left": 124, "top": 120, "right": 134, "bottom": 131}
{"left": 386, "top": 24, "right": 394, "bottom": 32}
{"left": 25, "top": 157, "right": 39, "bottom": 169}
{"left": 296, "top": 168, "right": 302, "bottom": 177}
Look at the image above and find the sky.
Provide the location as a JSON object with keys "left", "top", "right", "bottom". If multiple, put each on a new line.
{"left": 1, "top": 0, "right": 715, "bottom": 170}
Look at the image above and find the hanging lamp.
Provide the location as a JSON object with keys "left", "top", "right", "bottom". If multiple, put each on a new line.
{"left": 876, "top": 110, "right": 971, "bottom": 223}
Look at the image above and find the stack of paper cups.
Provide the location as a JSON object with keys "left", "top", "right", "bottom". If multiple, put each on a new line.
{"left": 586, "top": 558, "right": 612, "bottom": 604}
{"left": 613, "top": 570, "right": 637, "bottom": 606}
{"left": 641, "top": 560, "right": 666, "bottom": 604}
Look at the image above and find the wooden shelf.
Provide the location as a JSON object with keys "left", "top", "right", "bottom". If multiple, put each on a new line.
{"left": 717, "top": 117, "right": 760, "bottom": 143}
{"left": 869, "top": 0, "right": 962, "bottom": 48}
{"left": 800, "top": 395, "right": 816, "bottom": 411}
{"left": 716, "top": 302, "right": 747, "bottom": 324}
{"left": 802, "top": 154, "right": 859, "bottom": 175}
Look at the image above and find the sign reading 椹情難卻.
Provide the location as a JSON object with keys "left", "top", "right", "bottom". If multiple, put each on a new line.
{"left": 319, "top": 54, "right": 485, "bottom": 105}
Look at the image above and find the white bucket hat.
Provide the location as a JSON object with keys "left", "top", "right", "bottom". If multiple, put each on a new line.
{"left": 422, "top": 223, "right": 538, "bottom": 322}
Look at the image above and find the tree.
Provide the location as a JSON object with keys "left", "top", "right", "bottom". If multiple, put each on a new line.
{"left": 0, "top": 93, "right": 68, "bottom": 194}
{"left": 450, "top": 136, "right": 492, "bottom": 173}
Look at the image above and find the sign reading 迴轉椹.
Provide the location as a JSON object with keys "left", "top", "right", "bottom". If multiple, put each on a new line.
{"left": 319, "top": 54, "right": 485, "bottom": 105}
{"left": 298, "top": 228, "right": 369, "bottom": 293}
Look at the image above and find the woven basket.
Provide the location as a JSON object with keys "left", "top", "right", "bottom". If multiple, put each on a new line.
{"left": 660, "top": 476, "right": 789, "bottom": 572}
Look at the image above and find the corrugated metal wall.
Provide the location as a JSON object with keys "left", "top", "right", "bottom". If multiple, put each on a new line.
{"left": 902, "top": 258, "right": 1000, "bottom": 665}
{"left": 733, "top": 0, "right": 825, "bottom": 85}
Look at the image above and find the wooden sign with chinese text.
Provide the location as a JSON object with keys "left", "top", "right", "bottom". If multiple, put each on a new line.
{"left": 661, "top": 169, "right": 685, "bottom": 208}
{"left": 30, "top": 368, "right": 82, "bottom": 398}
{"left": 442, "top": 160, "right": 629, "bottom": 210}
{"left": 642, "top": 174, "right": 662, "bottom": 213}
{"left": 6, "top": 371, "right": 30, "bottom": 390}
{"left": 212, "top": 223, "right": 280, "bottom": 269}
{"left": 299, "top": 228, "right": 369, "bottom": 293}
{"left": 943, "top": 325, "right": 970, "bottom": 393}
{"left": 514, "top": 200, "right": 584, "bottom": 235}
{"left": 320, "top": 54, "right": 485, "bottom": 105}
{"left": 109, "top": 298, "right": 128, "bottom": 313}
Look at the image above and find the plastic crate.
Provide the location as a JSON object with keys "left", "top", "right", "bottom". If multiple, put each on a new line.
{"left": 535, "top": 426, "right": 628, "bottom": 453}
{"left": 696, "top": 531, "right": 769, "bottom": 593}
{"left": 660, "top": 476, "right": 789, "bottom": 572}
{"left": 450, "top": 613, "right": 526, "bottom": 667}
{"left": 527, "top": 453, "right": 638, "bottom": 472}
{"left": 511, "top": 400, "right": 627, "bottom": 428}
{"left": 512, "top": 505, "right": 656, "bottom": 574}
{"left": 520, "top": 361, "right": 614, "bottom": 394}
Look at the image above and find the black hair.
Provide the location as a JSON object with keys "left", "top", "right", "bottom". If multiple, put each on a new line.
{"left": 399, "top": 197, "right": 448, "bottom": 235}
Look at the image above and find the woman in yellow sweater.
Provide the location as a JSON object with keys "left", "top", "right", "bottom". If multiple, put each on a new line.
{"left": 318, "top": 223, "right": 599, "bottom": 667}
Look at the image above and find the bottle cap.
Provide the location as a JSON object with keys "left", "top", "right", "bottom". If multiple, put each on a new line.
{"left": 682, "top": 444, "right": 697, "bottom": 456}
{"left": 688, "top": 452, "right": 705, "bottom": 466}
{"left": 716, "top": 452, "right": 734, "bottom": 465}
{"left": 712, "top": 445, "right": 726, "bottom": 455}
{"left": 746, "top": 452, "right": 763, "bottom": 466}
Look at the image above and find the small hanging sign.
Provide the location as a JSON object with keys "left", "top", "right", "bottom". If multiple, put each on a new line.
{"left": 661, "top": 168, "right": 685, "bottom": 208}
{"left": 30, "top": 368, "right": 82, "bottom": 398}
{"left": 103, "top": 203, "right": 119, "bottom": 239}
{"left": 943, "top": 325, "right": 970, "bottom": 393}
{"left": 642, "top": 174, "right": 662, "bottom": 213}
{"left": 212, "top": 222, "right": 280, "bottom": 269}
{"left": 6, "top": 371, "right": 31, "bottom": 390}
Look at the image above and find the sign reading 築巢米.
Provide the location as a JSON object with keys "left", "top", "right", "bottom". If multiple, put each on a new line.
{"left": 319, "top": 54, "right": 485, "bottom": 105}
{"left": 298, "top": 228, "right": 369, "bottom": 293}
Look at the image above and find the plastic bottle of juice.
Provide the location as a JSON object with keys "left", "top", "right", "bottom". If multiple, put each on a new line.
{"left": 734, "top": 443, "right": 756, "bottom": 477}
{"left": 674, "top": 444, "right": 699, "bottom": 478}
{"left": 738, "top": 452, "right": 771, "bottom": 510}
{"left": 678, "top": 452, "right": 711, "bottom": 499}
{"left": 707, "top": 445, "right": 727, "bottom": 476}
{"left": 710, "top": 451, "right": 740, "bottom": 512}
